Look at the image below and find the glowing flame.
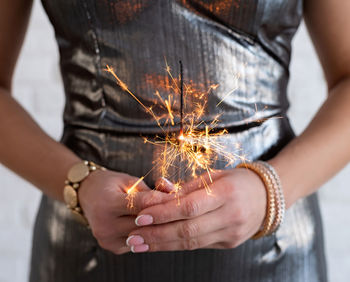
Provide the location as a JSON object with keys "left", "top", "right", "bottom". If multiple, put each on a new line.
{"left": 126, "top": 176, "right": 145, "bottom": 209}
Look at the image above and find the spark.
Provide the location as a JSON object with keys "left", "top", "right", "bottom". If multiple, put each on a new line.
{"left": 216, "top": 73, "right": 240, "bottom": 106}
{"left": 243, "top": 103, "right": 283, "bottom": 124}
{"left": 169, "top": 182, "right": 183, "bottom": 206}
{"left": 216, "top": 85, "right": 238, "bottom": 106}
{"left": 105, "top": 65, "right": 166, "bottom": 131}
{"left": 125, "top": 176, "right": 145, "bottom": 209}
{"left": 105, "top": 59, "right": 278, "bottom": 208}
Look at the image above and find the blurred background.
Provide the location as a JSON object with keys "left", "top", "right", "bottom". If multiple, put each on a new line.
{"left": 0, "top": 1, "right": 349, "bottom": 281}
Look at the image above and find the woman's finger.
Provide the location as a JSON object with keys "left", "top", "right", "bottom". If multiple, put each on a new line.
{"left": 93, "top": 216, "right": 136, "bottom": 253}
{"left": 111, "top": 245, "right": 131, "bottom": 255}
{"left": 136, "top": 186, "right": 225, "bottom": 225}
{"left": 131, "top": 178, "right": 152, "bottom": 192}
{"left": 178, "top": 169, "right": 228, "bottom": 195}
{"left": 154, "top": 177, "right": 177, "bottom": 193}
{"left": 154, "top": 169, "right": 230, "bottom": 196}
{"left": 201, "top": 243, "right": 225, "bottom": 249}
{"left": 128, "top": 206, "right": 228, "bottom": 244}
{"left": 116, "top": 189, "right": 175, "bottom": 215}
{"left": 92, "top": 215, "right": 137, "bottom": 239}
{"left": 132, "top": 228, "right": 229, "bottom": 253}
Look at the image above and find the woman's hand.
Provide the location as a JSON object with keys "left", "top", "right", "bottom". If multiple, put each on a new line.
{"left": 78, "top": 169, "right": 175, "bottom": 255}
{"left": 126, "top": 168, "right": 267, "bottom": 252}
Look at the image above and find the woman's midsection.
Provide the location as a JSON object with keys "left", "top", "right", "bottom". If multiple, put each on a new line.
{"left": 60, "top": 116, "right": 295, "bottom": 187}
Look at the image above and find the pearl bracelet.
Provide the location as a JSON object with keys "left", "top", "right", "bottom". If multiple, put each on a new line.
{"left": 256, "top": 161, "right": 285, "bottom": 235}
{"left": 236, "top": 161, "right": 285, "bottom": 239}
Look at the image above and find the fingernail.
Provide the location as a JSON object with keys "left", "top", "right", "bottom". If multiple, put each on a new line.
{"left": 157, "top": 177, "right": 176, "bottom": 193}
{"left": 135, "top": 214, "right": 153, "bottom": 226}
{"left": 161, "top": 177, "right": 175, "bottom": 188}
{"left": 131, "top": 244, "right": 149, "bottom": 253}
{"left": 126, "top": 235, "right": 144, "bottom": 246}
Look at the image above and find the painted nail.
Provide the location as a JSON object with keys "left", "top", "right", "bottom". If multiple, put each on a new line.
{"left": 131, "top": 244, "right": 149, "bottom": 253}
{"left": 135, "top": 214, "right": 153, "bottom": 226}
{"left": 160, "top": 177, "right": 175, "bottom": 192}
{"left": 126, "top": 235, "right": 144, "bottom": 246}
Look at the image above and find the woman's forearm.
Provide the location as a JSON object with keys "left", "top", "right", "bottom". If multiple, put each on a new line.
{"left": 0, "top": 87, "right": 81, "bottom": 202}
{"left": 269, "top": 77, "right": 350, "bottom": 209}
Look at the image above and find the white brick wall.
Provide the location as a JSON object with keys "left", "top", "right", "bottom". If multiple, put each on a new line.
{"left": 0, "top": 1, "right": 349, "bottom": 281}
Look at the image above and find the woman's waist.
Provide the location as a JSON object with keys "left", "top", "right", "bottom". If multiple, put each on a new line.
{"left": 60, "top": 117, "right": 295, "bottom": 186}
{"left": 63, "top": 103, "right": 289, "bottom": 135}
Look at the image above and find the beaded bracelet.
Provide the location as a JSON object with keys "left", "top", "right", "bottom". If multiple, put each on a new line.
{"left": 63, "top": 160, "right": 106, "bottom": 227}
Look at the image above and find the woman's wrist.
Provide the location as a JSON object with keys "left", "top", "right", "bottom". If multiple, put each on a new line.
{"left": 77, "top": 166, "right": 108, "bottom": 217}
{"left": 237, "top": 161, "right": 285, "bottom": 238}
{"left": 267, "top": 156, "right": 301, "bottom": 210}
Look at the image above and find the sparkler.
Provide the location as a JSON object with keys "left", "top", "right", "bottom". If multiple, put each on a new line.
{"left": 126, "top": 176, "right": 144, "bottom": 209}
{"left": 179, "top": 60, "right": 184, "bottom": 135}
{"left": 105, "top": 60, "right": 264, "bottom": 208}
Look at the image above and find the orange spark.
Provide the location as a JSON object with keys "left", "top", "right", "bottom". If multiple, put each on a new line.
{"left": 126, "top": 176, "right": 145, "bottom": 209}
{"left": 105, "top": 59, "right": 278, "bottom": 208}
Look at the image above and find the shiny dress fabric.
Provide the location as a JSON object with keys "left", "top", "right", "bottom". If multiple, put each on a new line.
{"left": 30, "top": 0, "right": 328, "bottom": 281}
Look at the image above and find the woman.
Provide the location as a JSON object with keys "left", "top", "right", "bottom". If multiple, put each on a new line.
{"left": 0, "top": 0, "right": 348, "bottom": 281}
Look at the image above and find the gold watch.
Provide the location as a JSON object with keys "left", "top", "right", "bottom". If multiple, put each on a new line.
{"left": 63, "top": 160, "right": 106, "bottom": 227}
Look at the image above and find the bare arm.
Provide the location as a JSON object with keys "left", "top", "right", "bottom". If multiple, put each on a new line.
{"left": 0, "top": 0, "right": 81, "bottom": 202}
{"left": 269, "top": 0, "right": 350, "bottom": 208}
{"left": 0, "top": 1, "right": 176, "bottom": 255}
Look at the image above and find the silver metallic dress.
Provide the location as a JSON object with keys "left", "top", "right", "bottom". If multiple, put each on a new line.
{"left": 29, "top": 0, "right": 328, "bottom": 281}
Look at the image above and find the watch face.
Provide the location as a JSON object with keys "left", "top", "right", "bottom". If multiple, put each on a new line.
{"left": 67, "top": 162, "right": 90, "bottom": 183}
{"left": 63, "top": 185, "right": 78, "bottom": 208}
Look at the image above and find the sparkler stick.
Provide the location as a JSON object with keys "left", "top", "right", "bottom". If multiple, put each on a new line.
{"left": 179, "top": 60, "right": 184, "bottom": 135}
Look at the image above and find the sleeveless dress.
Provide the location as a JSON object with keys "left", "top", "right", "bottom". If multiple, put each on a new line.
{"left": 29, "top": 0, "right": 328, "bottom": 281}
